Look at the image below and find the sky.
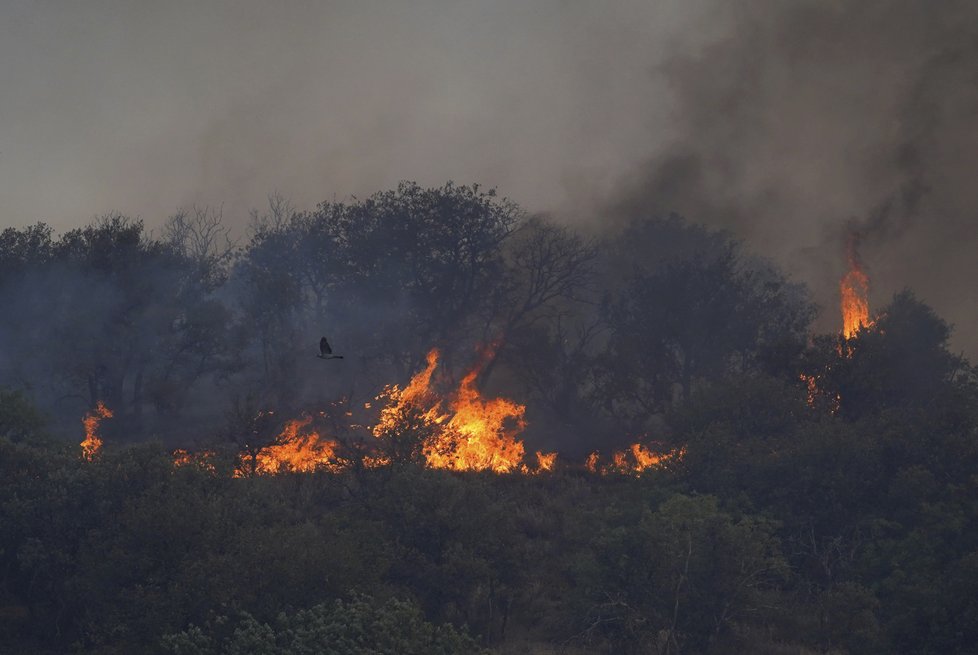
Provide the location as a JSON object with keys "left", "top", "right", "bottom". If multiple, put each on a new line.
{"left": 2, "top": 0, "right": 977, "bottom": 351}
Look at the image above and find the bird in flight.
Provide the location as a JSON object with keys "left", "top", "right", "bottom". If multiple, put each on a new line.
{"left": 318, "top": 336, "right": 344, "bottom": 360}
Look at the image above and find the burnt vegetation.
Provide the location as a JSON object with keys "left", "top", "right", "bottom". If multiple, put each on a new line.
{"left": 2, "top": 182, "right": 977, "bottom": 654}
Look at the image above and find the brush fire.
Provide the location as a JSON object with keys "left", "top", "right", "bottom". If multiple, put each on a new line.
{"left": 78, "top": 233, "right": 879, "bottom": 472}
{"left": 81, "top": 346, "right": 683, "bottom": 477}
{"left": 82, "top": 235, "right": 878, "bottom": 471}
{"left": 235, "top": 415, "right": 343, "bottom": 476}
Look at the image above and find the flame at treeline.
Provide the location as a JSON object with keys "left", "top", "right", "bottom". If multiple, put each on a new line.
{"left": 80, "top": 346, "right": 683, "bottom": 476}
{"left": 800, "top": 235, "right": 877, "bottom": 410}
{"left": 80, "top": 401, "right": 112, "bottom": 461}
{"left": 840, "top": 234, "right": 873, "bottom": 339}
{"left": 586, "top": 443, "right": 686, "bottom": 475}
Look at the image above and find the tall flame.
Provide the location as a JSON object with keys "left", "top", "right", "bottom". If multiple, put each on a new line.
{"left": 427, "top": 354, "right": 527, "bottom": 473}
{"left": 375, "top": 346, "right": 527, "bottom": 473}
{"left": 80, "top": 401, "right": 112, "bottom": 461}
{"left": 374, "top": 349, "right": 444, "bottom": 435}
{"left": 840, "top": 235, "right": 872, "bottom": 338}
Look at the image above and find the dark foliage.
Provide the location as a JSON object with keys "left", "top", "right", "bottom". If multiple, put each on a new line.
{"left": 1, "top": 183, "right": 976, "bottom": 653}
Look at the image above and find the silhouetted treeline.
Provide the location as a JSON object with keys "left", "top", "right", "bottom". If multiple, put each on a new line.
{"left": 2, "top": 181, "right": 977, "bottom": 653}
{"left": 0, "top": 181, "right": 813, "bottom": 454}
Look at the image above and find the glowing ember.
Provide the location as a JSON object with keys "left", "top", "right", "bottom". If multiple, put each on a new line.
{"left": 237, "top": 416, "right": 341, "bottom": 476}
{"left": 80, "top": 401, "right": 112, "bottom": 461}
{"left": 840, "top": 235, "right": 872, "bottom": 338}
{"left": 172, "top": 449, "right": 192, "bottom": 466}
{"left": 801, "top": 373, "right": 819, "bottom": 407}
{"left": 361, "top": 454, "right": 392, "bottom": 469}
{"left": 172, "top": 449, "right": 216, "bottom": 472}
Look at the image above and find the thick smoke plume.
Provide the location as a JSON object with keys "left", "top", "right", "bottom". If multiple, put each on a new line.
{"left": 610, "top": 0, "right": 978, "bottom": 350}
{"left": 2, "top": 1, "right": 977, "bottom": 351}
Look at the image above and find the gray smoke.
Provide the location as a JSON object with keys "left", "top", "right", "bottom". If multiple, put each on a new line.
{"left": 607, "top": 0, "right": 978, "bottom": 351}
{"left": 0, "top": 0, "right": 706, "bottom": 228}
{"left": 2, "top": 1, "right": 977, "bottom": 352}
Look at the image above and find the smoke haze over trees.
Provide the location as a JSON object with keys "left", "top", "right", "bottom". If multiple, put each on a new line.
{"left": 3, "top": 0, "right": 978, "bottom": 353}
{"left": 0, "top": 182, "right": 815, "bottom": 454}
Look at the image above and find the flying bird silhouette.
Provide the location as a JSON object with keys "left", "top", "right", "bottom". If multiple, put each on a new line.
{"left": 317, "top": 336, "right": 344, "bottom": 360}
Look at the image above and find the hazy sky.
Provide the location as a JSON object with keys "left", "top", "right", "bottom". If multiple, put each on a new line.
{"left": 0, "top": 0, "right": 712, "bottom": 226}
{"left": 2, "top": 0, "right": 977, "bottom": 350}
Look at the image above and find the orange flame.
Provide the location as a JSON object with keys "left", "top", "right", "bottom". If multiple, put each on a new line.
{"left": 361, "top": 454, "right": 392, "bottom": 468}
{"left": 374, "top": 349, "right": 445, "bottom": 436}
{"left": 236, "top": 416, "right": 341, "bottom": 476}
{"left": 375, "top": 347, "right": 527, "bottom": 473}
{"left": 608, "top": 443, "right": 685, "bottom": 475}
{"left": 534, "top": 450, "right": 558, "bottom": 473}
{"left": 428, "top": 359, "right": 526, "bottom": 473}
{"left": 197, "top": 344, "right": 690, "bottom": 478}
{"left": 172, "top": 449, "right": 216, "bottom": 472}
{"left": 840, "top": 236, "right": 872, "bottom": 338}
{"left": 80, "top": 401, "right": 112, "bottom": 461}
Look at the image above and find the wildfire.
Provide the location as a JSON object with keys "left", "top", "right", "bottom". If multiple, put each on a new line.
{"left": 369, "top": 346, "right": 683, "bottom": 474}
{"left": 80, "top": 401, "right": 112, "bottom": 461}
{"left": 582, "top": 443, "right": 684, "bottom": 475}
{"left": 611, "top": 443, "right": 685, "bottom": 474}
{"left": 166, "top": 343, "right": 687, "bottom": 478}
{"left": 429, "top": 353, "right": 526, "bottom": 473}
{"left": 172, "top": 449, "right": 216, "bottom": 472}
{"left": 840, "top": 235, "right": 872, "bottom": 338}
{"left": 374, "top": 349, "right": 445, "bottom": 435}
{"left": 534, "top": 451, "right": 558, "bottom": 473}
{"left": 376, "top": 347, "right": 527, "bottom": 473}
{"left": 236, "top": 416, "right": 342, "bottom": 476}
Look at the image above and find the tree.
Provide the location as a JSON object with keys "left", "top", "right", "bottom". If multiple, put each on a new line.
{"left": 0, "top": 388, "right": 46, "bottom": 442}
{"left": 161, "top": 205, "right": 237, "bottom": 290}
{"left": 599, "top": 216, "right": 813, "bottom": 425}
{"left": 479, "top": 216, "right": 598, "bottom": 386}
{"left": 805, "top": 289, "right": 974, "bottom": 421}
{"left": 575, "top": 494, "right": 789, "bottom": 654}
{"left": 162, "top": 594, "right": 485, "bottom": 655}
{"left": 236, "top": 182, "right": 523, "bottom": 395}
{"left": 0, "top": 216, "right": 238, "bottom": 432}
{"left": 0, "top": 222, "right": 54, "bottom": 277}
